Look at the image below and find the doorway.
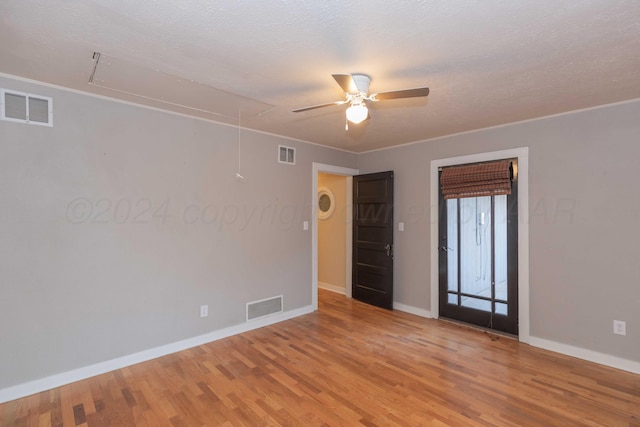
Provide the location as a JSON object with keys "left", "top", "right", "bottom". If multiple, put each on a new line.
{"left": 318, "top": 172, "right": 348, "bottom": 296}
{"left": 429, "top": 148, "right": 530, "bottom": 342}
{"left": 438, "top": 162, "right": 518, "bottom": 335}
{"left": 312, "top": 163, "right": 359, "bottom": 310}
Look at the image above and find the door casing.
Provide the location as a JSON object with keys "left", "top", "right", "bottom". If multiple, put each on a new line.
{"left": 430, "top": 148, "right": 530, "bottom": 343}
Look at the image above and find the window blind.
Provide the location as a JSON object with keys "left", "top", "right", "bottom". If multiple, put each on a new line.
{"left": 440, "top": 160, "right": 512, "bottom": 199}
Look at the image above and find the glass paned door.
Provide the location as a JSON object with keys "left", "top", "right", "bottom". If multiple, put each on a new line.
{"left": 439, "top": 164, "right": 518, "bottom": 335}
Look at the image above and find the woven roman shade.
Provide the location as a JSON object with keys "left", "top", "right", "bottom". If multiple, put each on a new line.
{"left": 440, "top": 160, "right": 512, "bottom": 199}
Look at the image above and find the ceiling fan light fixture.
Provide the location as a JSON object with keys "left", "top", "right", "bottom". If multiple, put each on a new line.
{"left": 346, "top": 103, "right": 368, "bottom": 124}
{"left": 292, "top": 73, "right": 429, "bottom": 129}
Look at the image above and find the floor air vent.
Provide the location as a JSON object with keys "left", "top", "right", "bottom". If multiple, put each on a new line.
{"left": 246, "top": 295, "right": 283, "bottom": 321}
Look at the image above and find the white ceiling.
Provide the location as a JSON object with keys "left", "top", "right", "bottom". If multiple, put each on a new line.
{"left": 1, "top": 1, "right": 639, "bottom": 152}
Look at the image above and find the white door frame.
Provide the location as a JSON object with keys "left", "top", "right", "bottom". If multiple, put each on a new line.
{"left": 430, "top": 148, "right": 530, "bottom": 342}
{"left": 312, "top": 163, "right": 359, "bottom": 310}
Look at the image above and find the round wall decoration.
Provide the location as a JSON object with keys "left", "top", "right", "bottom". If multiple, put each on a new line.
{"left": 318, "top": 186, "right": 336, "bottom": 220}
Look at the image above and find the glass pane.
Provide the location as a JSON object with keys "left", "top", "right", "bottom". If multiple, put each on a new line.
{"left": 446, "top": 199, "right": 458, "bottom": 292}
{"left": 495, "top": 303, "right": 508, "bottom": 316}
{"left": 448, "top": 293, "right": 458, "bottom": 305}
{"left": 461, "top": 297, "right": 491, "bottom": 312}
{"left": 459, "top": 197, "right": 492, "bottom": 309}
{"left": 494, "top": 195, "right": 508, "bottom": 301}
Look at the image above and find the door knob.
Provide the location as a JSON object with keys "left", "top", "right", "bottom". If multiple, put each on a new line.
{"left": 385, "top": 243, "right": 393, "bottom": 256}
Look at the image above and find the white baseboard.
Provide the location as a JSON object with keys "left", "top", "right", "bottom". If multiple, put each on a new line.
{"left": 392, "top": 303, "right": 639, "bottom": 375}
{"left": 5, "top": 306, "right": 636, "bottom": 404}
{"left": 529, "top": 336, "right": 640, "bottom": 375}
{"left": 393, "top": 302, "right": 432, "bottom": 318}
{"left": 0, "top": 305, "right": 313, "bottom": 404}
{"left": 318, "top": 281, "right": 346, "bottom": 295}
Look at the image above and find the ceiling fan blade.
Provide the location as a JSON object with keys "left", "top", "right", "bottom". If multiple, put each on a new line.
{"left": 292, "top": 100, "right": 345, "bottom": 113}
{"left": 372, "top": 87, "right": 430, "bottom": 101}
{"left": 332, "top": 74, "right": 358, "bottom": 94}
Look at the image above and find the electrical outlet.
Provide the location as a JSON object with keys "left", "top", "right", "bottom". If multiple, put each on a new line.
{"left": 200, "top": 305, "right": 208, "bottom": 318}
{"left": 613, "top": 320, "right": 626, "bottom": 336}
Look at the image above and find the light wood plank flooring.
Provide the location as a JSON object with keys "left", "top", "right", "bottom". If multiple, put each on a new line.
{"left": 1, "top": 290, "right": 639, "bottom": 426}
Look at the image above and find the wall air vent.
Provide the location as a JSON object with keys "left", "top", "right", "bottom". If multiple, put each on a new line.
{"left": 278, "top": 145, "right": 295, "bottom": 165}
{"left": 1, "top": 89, "right": 53, "bottom": 127}
{"left": 246, "top": 295, "right": 283, "bottom": 321}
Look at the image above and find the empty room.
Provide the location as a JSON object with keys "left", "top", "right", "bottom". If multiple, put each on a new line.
{"left": 1, "top": 1, "right": 639, "bottom": 426}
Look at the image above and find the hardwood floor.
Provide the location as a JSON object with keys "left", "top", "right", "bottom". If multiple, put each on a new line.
{"left": 1, "top": 290, "right": 639, "bottom": 426}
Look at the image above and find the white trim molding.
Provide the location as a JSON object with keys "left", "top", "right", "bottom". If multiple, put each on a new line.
{"left": 0, "top": 305, "right": 313, "bottom": 404}
{"left": 529, "top": 336, "right": 640, "bottom": 375}
{"left": 393, "top": 302, "right": 432, "bottom": 319}
{"left": 0, "top": 72, "right": 357, "bottom": 154}
{"left": 430, "top": 147, "right": 530, "bottom": 343}
{"left": 359, "top": 98, "right": 640, "bottom": 155}
{"left": 318, "top": 281, "right": 347, "bottom": 295}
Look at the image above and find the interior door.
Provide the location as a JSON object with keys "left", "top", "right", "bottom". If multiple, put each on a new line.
{"left": 438, "top": 168, "right": 518, "bottom": 334}
{"left": 352, "top": 171, "right": 394, "bottom": 309}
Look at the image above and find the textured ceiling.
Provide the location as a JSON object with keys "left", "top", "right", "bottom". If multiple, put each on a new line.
{"left": 1, "top": 0, "right": 639, "bottom": 152}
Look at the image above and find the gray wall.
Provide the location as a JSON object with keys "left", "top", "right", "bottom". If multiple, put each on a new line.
{"left": 2, "top": 73, "right": 638, "bottom": 391}
{"left": 0, "top": 75, "right": 356, "bottom": 389}
{"left": 358, "top": 99, "right": 640, "bottom": 362}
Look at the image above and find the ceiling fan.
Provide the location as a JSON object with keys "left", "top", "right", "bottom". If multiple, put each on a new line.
{"left": 293, "top": 73, "right": 429, "bottom": 129}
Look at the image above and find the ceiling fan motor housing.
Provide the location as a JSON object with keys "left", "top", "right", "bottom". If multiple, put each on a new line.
{"left": 351, "top": 74, "right": 371, "bottom": 94}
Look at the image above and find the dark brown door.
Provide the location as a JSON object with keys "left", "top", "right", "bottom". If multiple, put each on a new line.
{"left": 353, "top": 171, "right": 394, "bottom": 309}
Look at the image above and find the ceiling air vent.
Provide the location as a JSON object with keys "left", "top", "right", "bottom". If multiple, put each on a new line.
{"left": 1, "top": 89, "right": 53, "bottom": 127}
{"left": 278, "top": 145, "right": 295, "bottom": 165}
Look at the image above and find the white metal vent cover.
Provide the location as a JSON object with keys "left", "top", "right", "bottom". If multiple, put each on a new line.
{"left": 1, "top": 89, "right": 53, "bottom": 126}
{"left": 278, "top": 145, "right": 295, "bottom": 165}
{"left": 246, "top": 295, "right": 283, "bottom": 321}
